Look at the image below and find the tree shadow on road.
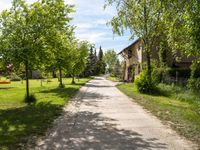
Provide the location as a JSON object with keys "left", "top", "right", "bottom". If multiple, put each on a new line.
{"left": 36, "top": 111, "right": 168, "bottom": 150}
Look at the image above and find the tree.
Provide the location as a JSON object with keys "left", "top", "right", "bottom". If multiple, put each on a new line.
{"left": 0, "top": 0, "right": 48, "bottom": 101}
{"left": 105, "top": 0, "right": 164, "bottom": 82}
{"left": 161, "top": 0, "right": 200, "bottom": 89}
{"left": 47, "top": 30, "right": 74, "bottom": 87}
{"left": 96, "top": 46, "right": 106, "bottom": 74}
{"left": 0, "top": 0, "right": 74, "bottom": 100}
{"left": 83, "top": 45, "right": 97, "bottom": 76}
{"left": 70, "top": 41, "right": 90, "bottom": 84}
{"left": 113, "top": 59, "right": 120, "bottom": 75}
{"left": 104, "top": 49, "right": 119, "bottom": 74}
{"left": 40, "top": 0, "right": 74, "bottom": 87}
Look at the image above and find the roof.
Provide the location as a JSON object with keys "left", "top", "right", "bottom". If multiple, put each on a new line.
{"left": 118, "top": 38, "right": 141, "bottom": 55}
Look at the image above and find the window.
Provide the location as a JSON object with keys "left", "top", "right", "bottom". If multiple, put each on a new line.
{"left": 128, "top": 49, "right": 132, "bottom": 59}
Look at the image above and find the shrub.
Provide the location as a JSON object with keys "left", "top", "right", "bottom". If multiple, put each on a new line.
{"left": 188, "top": 78, "right": 200, "bottom": 91}
{"left": 24, "top": 94, "right": 37, "bottom": 104}
{"left": 190, "top": 62, "right": 200, "bottom": 78}
{"left": 9, "top": 73, "right": 22, "bottom": 81}
{"left": 135, "top": 70, "right": 158, "bottom": 94}
{"left": 187, "top": 61, "right": 200, "bottom": 91}
{"left": 156, "top": 67, "right": 171, "bottom": 82}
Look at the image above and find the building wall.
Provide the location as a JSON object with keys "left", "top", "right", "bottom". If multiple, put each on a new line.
{"left": 122, "top": 40, "right": 143, "bottom": 81}
{"left": 121, "top": 40, "right": 194, "bottom": 82}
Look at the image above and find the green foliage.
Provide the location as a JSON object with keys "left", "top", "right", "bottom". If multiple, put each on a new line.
{"left": 83, "top": 46, "right": 98, "bottom": 77}
{"left": 0, "top": 0, "right": 76, "bottom": 96}
{"left": 188, "top": 78, "right": 200, "bottom": 91}
{"left": 186, "top": 0, "right": 200, "bottom": 57}
{"left": 105, "top": 0, "right": 164, "bottom": 82}
{"left": 96, "top": 47, "right": 106, "bottom": 74}
{"left": 135, "top": 70, "right": 158, "bottom": 94}
{"left": 83, "top": 46, "right": 106, "bottom": 76}
{"left": 188, "top": 61, "right": 200, "bottom": 90}
{"left": 96, "top": 60, "right": 106, "bottom": 75}
{"left": 104, "top": 49, "right": 119, "bottom": 74}
{"left": 70, "top": 41, "right": 90, "bottom": 76}
{"left": 190, "top": 61, "right": 200, "bottom": 78}
{"left": 24, "top": 94, "right": 37, "bottom": 104}
{"left": 159, "top": 39, "right": 169, "bottom": 66}
{"left": 162, "top": 0, "right": 200, "bottom": 80}
{"left": 111, "top": 59, "right": 123, "bottom": 80}
{"left": 66, "top": 41, "right": 90, "bottom": 84}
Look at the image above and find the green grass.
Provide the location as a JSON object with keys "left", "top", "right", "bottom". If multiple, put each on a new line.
{"left": 117, "top": 83, "right": 200, "bottom": 147}
{"left": 0, "top": 77, "right": 91, "bottom": 150}
{"left": 107, "top": 76, "right": 120, "bottom": 82}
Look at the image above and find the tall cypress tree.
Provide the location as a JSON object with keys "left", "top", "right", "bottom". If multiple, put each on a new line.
{"left": 98, "top": 46, "right": 103, "bottom": 61}
{"left": 83, "top": 46, "right": 97, "bottom": 76}
{"left": 97, "top": 46, "right": 106, "bottom": 74}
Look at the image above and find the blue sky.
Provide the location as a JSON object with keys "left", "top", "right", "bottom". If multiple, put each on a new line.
{"left": 0, "top": 0, "right": 134, "bottom": 53}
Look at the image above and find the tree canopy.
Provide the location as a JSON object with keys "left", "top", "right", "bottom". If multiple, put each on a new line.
{"left": 0, "top": 0, "right": 86, "bottom": 101}
{"left": 104, "top": 49, "right": 119, "bottom": 74}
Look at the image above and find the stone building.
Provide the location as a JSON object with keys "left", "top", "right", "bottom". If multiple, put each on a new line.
{"left": 119, "top": 39, "right": 193, "bottom": 82}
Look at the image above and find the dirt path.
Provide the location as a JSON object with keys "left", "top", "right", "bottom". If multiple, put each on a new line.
{"left": 35, "top": 77, "right": 197, "bottom": 150}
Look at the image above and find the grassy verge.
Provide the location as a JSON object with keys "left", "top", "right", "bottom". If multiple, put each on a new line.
{"left": 117, "top": 83, "right": 200, "bottom": 147}
{"left": 0, "top": 77, "right": 91, "bottom": 150}
{"left": 107, "top": 76, "right": 120, "bottom": 82}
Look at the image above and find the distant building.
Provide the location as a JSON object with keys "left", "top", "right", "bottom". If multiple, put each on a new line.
{"left": 119, "top": 39, "right": 194, "bottom": 82}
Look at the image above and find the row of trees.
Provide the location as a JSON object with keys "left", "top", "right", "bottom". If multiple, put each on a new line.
{"left": 105, "top": 0, "right": 200, "bottom": 91}
{"left": 82, "top": 47, "right": 121, "bottom": 79}
{"left": 0, "top": 0, "right": 91, "bottom": 101}
{"left": 83, "top": 46, "right": 106, "bottom": 76}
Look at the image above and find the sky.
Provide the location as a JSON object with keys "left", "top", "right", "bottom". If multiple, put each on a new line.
{"left": 0, "top": 0, "right": 135, "bottom": 53}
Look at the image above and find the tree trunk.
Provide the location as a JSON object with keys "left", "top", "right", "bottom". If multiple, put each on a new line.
{"left": 72, "top": 69, "right": 75, "bottom": 84}
{"left": 52, "top": 70, "right": 56, "bottom": 78}
{"left": 146, "top": 50, "right": 151, "bottom": 80}
{"left": 143, "top": 1, "right": 151, "bottom": 81}
{"left": 25, "top": 61, "right": 30, "bottom": 99}
{"left": 59, "top": 66, "right": 63, "bottom": 87}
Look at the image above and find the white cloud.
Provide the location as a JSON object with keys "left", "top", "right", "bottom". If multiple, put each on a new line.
{"left": 76, "top": 32, "right": 108, "bottom": 43}
{"left": 96, "top": 19, "right": 108, "bottom": 25}
{"left": 76, "top": 23, "right": 94, "bottom": 30}
{"left": 0, "top": 1, "right": 11, "bottom": 12}
{"left": 66, "top": 0, "right": 74, "bottom": 5}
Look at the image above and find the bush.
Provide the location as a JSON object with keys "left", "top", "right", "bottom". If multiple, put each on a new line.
{"left": 24, "top": 94, "right": 37, "bottom": 104}
{"left": 135, "top": 70, "right": 158, "bottom": 94}
{"left": 191, "top": 62, "right": 200, "bottom": 78}
{"left": 9, "top": 73, "right": 22, "bottom": 81}
{"left": 188, "top": 78, "right": 200, "bottom": 91}
{"left": 187, "top": 62, "right": 200, "bottom": 90}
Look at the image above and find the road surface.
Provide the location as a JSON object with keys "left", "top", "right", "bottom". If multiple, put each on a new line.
{"left": 35, "top": 77, "right": 197, "bottom": 150}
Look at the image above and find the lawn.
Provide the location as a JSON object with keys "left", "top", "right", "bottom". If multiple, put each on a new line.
{"left": 117, "top": 83, "right": 200, "bottom": 147}
{"left": 0, "top": 77, "right": 91, "bottom": 150}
